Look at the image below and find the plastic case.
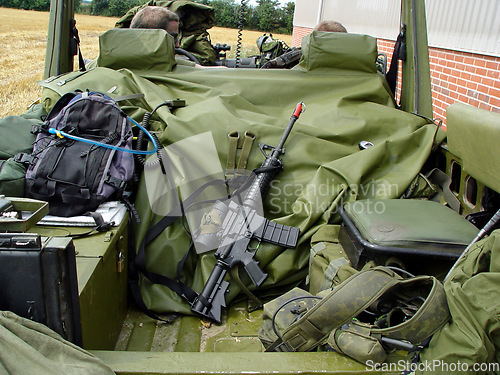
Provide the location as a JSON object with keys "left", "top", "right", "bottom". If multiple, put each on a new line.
{"left": 0, "top": 233, "right": 82, "bottom": 345}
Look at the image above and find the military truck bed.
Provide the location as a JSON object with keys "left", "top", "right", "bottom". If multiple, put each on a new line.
{"left": 92, "top": 304, "right": 403, "bottom": 375}
{"left": 29, "top": 218, "right": 403, "bottom": 374}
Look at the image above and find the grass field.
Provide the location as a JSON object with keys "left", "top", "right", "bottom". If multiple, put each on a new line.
{"left": 0, "top": 7, "right": 292, "bottom": 118}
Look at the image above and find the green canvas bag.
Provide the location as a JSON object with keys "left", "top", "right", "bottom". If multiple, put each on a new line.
{"left": 417, "top": 230, "right": 500, "bottom": 374}
{"left": 0, "top": 104, "right": 46, "bottom": 197}
{"left": 261, "top": 267, "right": 450, "bottom": 366}
{"left": 308, "top": 224, "right": 370, "bottom": 295}
{"left": 0, "top": 159, "right": 26, "bottom": 197}
{"left": 0, "top": 106, "right": 45, "bottom": 160}
{"left": 0, "top": 311, "right": 114, "bottom": 375}
{"left": 37, "top": 31, "right": 440, "bottom": 318}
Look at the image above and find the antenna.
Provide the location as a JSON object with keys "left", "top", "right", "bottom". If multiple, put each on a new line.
{"left": 235, "top": 0, "right": 248, "bottom": 68}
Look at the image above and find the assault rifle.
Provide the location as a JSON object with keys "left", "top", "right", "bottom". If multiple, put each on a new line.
{"left": 191, "top": 103, "right": 305, "bottom": 323}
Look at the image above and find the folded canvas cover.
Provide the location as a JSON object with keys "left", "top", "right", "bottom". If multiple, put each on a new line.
{"left": 39, "top": 30, "right": 440, "bottom": 314}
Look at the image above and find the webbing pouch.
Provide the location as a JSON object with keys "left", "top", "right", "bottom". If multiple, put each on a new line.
{"left": 328, "top": 324, "right": 387, "bottom": 364}
{"left": 258, "top": 287, "right": 319, "bottom": 348}
{"left": 264, "top": 266, "right": 450, "bottom": 360}
{"left": 325, "top": 275, "right": 449, "bottom": 364}
{"left": 278, "top": 267, "right": 399, "bottom": 352}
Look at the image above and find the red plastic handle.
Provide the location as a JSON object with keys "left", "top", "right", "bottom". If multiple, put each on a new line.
{"left": 292, "top": 102, "right": 304, "bottom": 118}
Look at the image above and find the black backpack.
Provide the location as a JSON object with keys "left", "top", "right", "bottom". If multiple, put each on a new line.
{"left": 22, "top": 91, "right": 135, "bottom": 217}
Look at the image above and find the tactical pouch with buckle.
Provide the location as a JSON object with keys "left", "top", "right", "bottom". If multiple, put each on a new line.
{"left": 260, "top": 266, "right": 450, "bottom": 365}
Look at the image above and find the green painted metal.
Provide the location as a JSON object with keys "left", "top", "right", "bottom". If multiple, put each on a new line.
{"left": 174, "top": 316, "right": 203, "bottom": 352}
{"left": 0, "top": 198, "right": 48, "bottom": 232}
{"left": 31, "top": 216, "right": 130, "bottom": 350}
{"left": 126, "top": 317, "right": 157, "bottom": 352}
{"left": 91, "top": 351, "right": 401, "bottom": 375}
{"left": 446, "top": 103, "right": 500, "bottom": 193}
{"left": 77, "top": 217, "right": 129, "bottom": 349}
{"left": 400, "top": 0, "right": 433, "bottom": 118}
{"left": 44, "top": 0, "right": 76, "bottom": 78}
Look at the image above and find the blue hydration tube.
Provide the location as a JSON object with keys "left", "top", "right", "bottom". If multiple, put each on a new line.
{"left": 48, "top": 116, "right": 158, "bottom": 155}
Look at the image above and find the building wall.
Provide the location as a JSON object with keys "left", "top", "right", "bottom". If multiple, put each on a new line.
{"left": 292, "top": 0, "right": 500, "bottom": 124}
{"left": 377, "top": 38, "right": 500, "bottom": 121}
{"left": 291, "top": 26, "right": 311, "bottom": 47}
{"left": 428, "top": 49, "right": 500, "bottom": 120}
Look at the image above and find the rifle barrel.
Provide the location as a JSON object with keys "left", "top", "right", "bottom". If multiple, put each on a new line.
{"left": 273, "top": 102, "right": 304, "bottom": 155}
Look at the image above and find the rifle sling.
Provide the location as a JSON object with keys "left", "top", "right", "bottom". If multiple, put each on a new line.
{"left": 130, "top": 157, "right": 280, "bottom": 321}
{"left": 129, "top": 148, "right": 230, "bottom": 320}
{"left": 230, "top": 267, "right": 263, "bottom": 311}
{"left": 132, "top": 178, "right": 228, "bottom": 304}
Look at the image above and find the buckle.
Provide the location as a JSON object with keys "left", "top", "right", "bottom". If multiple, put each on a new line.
{"left": 106, "top": 175, "right": 127, "bottom": 190}
{"left": 13, "top": 153, "right": 32, "bottom": 165}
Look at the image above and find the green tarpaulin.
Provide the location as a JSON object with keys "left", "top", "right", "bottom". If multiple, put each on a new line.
{"left": 39, "top": 29, "right": 439, "bottom": 315}
{"left": 418, "top": 230, "right": 500, "bottom": 374}
{"left": 0, "top": 311, "right": 114, "bottom": 375}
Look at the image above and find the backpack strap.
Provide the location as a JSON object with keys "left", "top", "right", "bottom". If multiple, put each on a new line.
{"left": 70, "top": 19, "right": 86, "bottom": 72}
{"left": 68, "top": 212, "right": 114, "bottom": 239}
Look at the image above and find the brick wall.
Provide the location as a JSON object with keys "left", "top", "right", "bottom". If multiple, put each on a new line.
{"left": 427, "top": 48, "right": 500, "bottom": 121}
{"left": 292, "top": 27, "right": 500, "bottom": 124}
{"left": 291, "top": 26, "right": 313, "bottom": 48}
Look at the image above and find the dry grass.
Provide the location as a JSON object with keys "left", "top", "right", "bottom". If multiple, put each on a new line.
{"left": 0, "top": 8, "right": 116, "bottom": 117}
{"left": 0, "top": 7, "right": 291, "bottom": 118}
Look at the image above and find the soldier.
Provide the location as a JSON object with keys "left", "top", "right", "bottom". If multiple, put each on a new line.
{"left": 130, "top": 6, "right": 181, "bottom": 48}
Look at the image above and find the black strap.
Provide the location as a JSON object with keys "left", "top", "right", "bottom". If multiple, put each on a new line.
{"left": 27, "top": 178, "right": 57, "bottom": 200}
{"left": 129, "top": 158, "right": 281, "bottom": 321}
{"left": 132, "top": 178, "right": 229, "bottom": 301}
{"left": 70, "top": 212, "right": 114, "bottom": 239}
{"left": 127, "top": 219, "right": 177, "bottom": 323}
{"left": 128, "top": 144, "right": 230, "bottom": 320}
{"left": 386, "top": 28, "right": 406, "bottom": 98}
{"left": 70, "top": 19, "right": 86, "bottom": 72}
